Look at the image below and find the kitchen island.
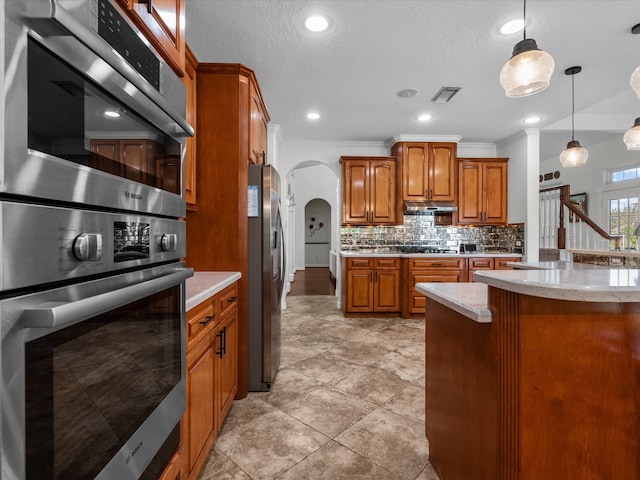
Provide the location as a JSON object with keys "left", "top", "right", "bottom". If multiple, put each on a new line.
{"left": 417, "top": 269, "right": 640, "bottom": 480}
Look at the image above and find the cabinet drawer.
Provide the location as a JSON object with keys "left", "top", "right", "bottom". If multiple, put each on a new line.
{"left": 410, "top": 258, "right": 466, "bottom": 269}
{"left": 373, "top": 257, "right": 400, "bottom": 269}
{"left": 411, "top": 271, "right": 466, "bottom": 288}
{"left": 495, "top": 257, "right": 520, "bottom": 270}
{"left": 218, "top": 282, "right": 239, "bottom": 317}
{"left": 187, "top": 298, "right": 217, "bottom": 350}
{"left": 468, "top": 257, "right": 494, "bottom": 270}
{"left": 347, "top": 257, "right": 372, "bottom": 269}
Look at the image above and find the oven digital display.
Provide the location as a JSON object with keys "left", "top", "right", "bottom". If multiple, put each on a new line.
{"left": 114, "top": 221, "right": 150, "bottom": 262}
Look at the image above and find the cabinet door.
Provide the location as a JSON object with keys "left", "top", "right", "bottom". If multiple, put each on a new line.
{"left": 468, "top": 257, "right": 495, "bottom": 282}
{"left": 483, "top": 162, "right": 508, "bottom": 225}
{"left": 342, "top": 160, "right": 370, "bottom": 224}
{"left": 402, "top": 143, "right": 429, "bottom": 201}
{"left": 347, "top": 269, "right": 374, "bottom": 312}
{"left": 428, "top": 143, "right": 456, "bottom": 202}
{"left": 458, "top": 161, "right": 483, "bottom": 224}
{"left": 216, "top": 307, "right": 238, "bottom": 428}
{"left": 184, "top": 46, "right": 197, "bottom": 210}
{"left": 369, "top": 160, "right": 396, "bottom": 224}
{"left": 186, "top": 333, "right": 216, "bottom": 474}
{"left": 131, "top": 0, "right": 185, "bottom": 76}
{"left": 374, "top": 269, "right": 400, "bottom": 312}
{"left": 249, "top": 82, "right": 268, "bottom": 164}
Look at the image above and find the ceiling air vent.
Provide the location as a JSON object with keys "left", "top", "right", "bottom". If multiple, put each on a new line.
{"left": 431, "top": 86, "right": 461, "bottom": 103}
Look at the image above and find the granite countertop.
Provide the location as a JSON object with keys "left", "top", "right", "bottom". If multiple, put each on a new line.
{"left": 416, "top": 282, "right": 491, "bottom": 323}
{"left": 417, "top": 266, "right": 640, "bottom": 323}
{"left": 474, "top": 268, "right": 640, "bottom": 302}
{"left": 510, "top": 260, "right": 606, "bottom": 270}
{"left": 185, "top": 271, "right": 242, "bottom": 311}
{"left": 340, "top": 250, "right": 521, "bottom": 258}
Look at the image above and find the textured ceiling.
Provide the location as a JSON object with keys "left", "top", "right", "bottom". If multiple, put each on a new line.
{"left": 185, "top": 1, "right": 640, "bottom": 159}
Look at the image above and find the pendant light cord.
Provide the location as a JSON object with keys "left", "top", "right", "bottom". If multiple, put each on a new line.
{"left": 571, "top": 73, "right": 575, "bottom": 141}
{"left": 523, "top": 0, "right": 527, "bottom": 40}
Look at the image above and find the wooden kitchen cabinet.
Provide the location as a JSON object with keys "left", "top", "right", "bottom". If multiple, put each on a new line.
{"left": 118, "top": 0, "right": 186, "bottom": 77}
{"left": 467, "top": 256, "right": 521, "bottom": 281}
{"left": 184, "top": 46, "right": 197, "bottom": 210}
{"left": 342, "top": 257, "right": 400, "bottom": 314}
{"left": 182, "top": 280, "right": 239, "bottom": 480}
{"left": 215, "top": 282, "right": 239, "bottom": 428}
{"left": 401, "top": 257, "right": 467, "bottom": 317}
{"left": 187, "top": 64, "right": 269, "bottom": 400}
{"left": 391, "top": 142, "right": 457, "bottom": 203}
{"left": 340, "top": 157, "right": 397, "bottom": 225}
{"left": 249, "top": 81, "right": 268, "bottom": 164}
{"left": 458, "top": 158, "right": 508, "bottom": 225}
{"left": 157, "top": 445, "right": 186, "bottom": 480}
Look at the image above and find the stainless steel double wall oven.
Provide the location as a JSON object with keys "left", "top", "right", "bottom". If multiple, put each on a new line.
{"left": 1, "top": 1, "right": 193, "bottom": 478}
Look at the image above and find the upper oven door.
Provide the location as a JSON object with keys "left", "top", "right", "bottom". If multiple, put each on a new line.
{"left": 3, "top": 0, "right": 192, "bottom": 218}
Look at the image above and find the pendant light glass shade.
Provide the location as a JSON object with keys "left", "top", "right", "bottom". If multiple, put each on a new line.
{"left": 623, "top": 117, "right": 640, "bottom": 150}
{"left": 559, "top": 66, "right": 587, "bottom": 167}
{"left": 500, "top": 38, "right": 555, "bottom": 97}
{"left": 631, "top": 66, "right": 640, "bottom": 98}
{"left": 559, "top": 140, "right": 589, "bottom": 167}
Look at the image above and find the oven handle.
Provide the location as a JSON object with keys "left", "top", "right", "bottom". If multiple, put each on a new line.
{"left": 23, "top": 268, "right": 194, "bottom": 328}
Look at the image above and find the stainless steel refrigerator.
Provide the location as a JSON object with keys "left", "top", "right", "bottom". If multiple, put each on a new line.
{"left": 248, "top": 164, "right": 284, "bottom": 391}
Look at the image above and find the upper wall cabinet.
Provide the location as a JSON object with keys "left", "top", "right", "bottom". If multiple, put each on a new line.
{"left": 391, "top": 142, "right": 457, "bottom": 203}
{"left": 116, "top": 0, "right": 186, "bottom": 77}
{"left": 458, "top": 158, "right": 509, "bottom": 225}
{"left": 249, "top": 82, "right": 269, "bottom": 165}
{"left": 341, "top": 156, "right": 397, "bottom": 225}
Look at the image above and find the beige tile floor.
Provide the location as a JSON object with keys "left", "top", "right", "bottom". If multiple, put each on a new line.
{"left": 197, "top": 295, "right": 440, "bottom": 480}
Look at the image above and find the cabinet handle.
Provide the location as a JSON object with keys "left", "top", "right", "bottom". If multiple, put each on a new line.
{"left": 222, "top": 326, "right": 227, "bottom": 355}
{"left": 139, "top": 0, "right": 152, "bottom": 13}
{"left": 226, "top": 295, "right": 237, "bottom": 304}
{"left": 199, "top": 314, "right": 214, "bottom": 326}
{"left": 216, "top": 328, "right": 225, "bottom": 358}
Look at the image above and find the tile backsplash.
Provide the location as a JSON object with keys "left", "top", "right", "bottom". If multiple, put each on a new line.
{"left": 341, "top": 215, "right": 525, "bottom": 253}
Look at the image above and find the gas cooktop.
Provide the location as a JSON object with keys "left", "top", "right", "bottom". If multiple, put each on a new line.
{"left": 396, "top": 246, "right": 458, "bottom": 254}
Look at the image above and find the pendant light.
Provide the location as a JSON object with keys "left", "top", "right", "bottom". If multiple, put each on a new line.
{"left": 500, "top": 0, "right": 555, "bottom": 97}
{"left": 630, "top": 24, "right": 640, "bottom": 98}
{"left": 559, "top": 66, "right": 588, "bottom": 167}
{"left": 623, "top": 118, "right": 640, "bottom": 150}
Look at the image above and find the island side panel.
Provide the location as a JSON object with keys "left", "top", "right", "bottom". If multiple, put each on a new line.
{"left": 489, "top": 287, "right": 520, "bottom": 480}
{"left": 425, "top": 297, "right": 497, "bottom": 480}
{"left": 490, "top": 287, "right": 640, "bottom": 479}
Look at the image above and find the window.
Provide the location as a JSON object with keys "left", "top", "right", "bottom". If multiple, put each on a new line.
{"left": 610, "top": 165, "right": 640, "bottom": 183}
{"left": 608, "top": 196, "right": 639, "bottom": 250}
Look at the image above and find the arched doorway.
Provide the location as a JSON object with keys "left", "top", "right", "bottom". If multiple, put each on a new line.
{"left": 305, "top": 199, "right": 331, "bottom": 267}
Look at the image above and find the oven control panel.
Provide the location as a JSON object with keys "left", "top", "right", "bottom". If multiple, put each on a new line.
{"left": 0, "top": 202, "right": 186, "bottom": 291}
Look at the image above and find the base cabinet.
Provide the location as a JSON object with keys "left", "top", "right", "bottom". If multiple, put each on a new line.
{"left": 342, "top": 257, "right": 400, "bottom": 314}
{"left": 170, "top": 281, "right": 239, "bottom": 480}
{"left": 402, "top": 258, "right": 467, "bottom": 317}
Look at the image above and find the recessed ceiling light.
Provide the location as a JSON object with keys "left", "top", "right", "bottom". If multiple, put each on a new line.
{"left": 500, "top": 19, "right": 525, "bottom": 35}
{"left": 104, "top": 109, "right": 120, "bottom": 118}
{"left": 397, "top": 88, "right": 419, "bottom": 98}
{"left": 524, "top": 116, "right": 541, "bottom": 124}
{"left": 307, "top": 112, "right": 320, "bottom": 120}
{"left": 417, "top": 114, "right": 432, "bottom": 122}
{"left": 305, "top": 15, "right": 328, "bottom": 32}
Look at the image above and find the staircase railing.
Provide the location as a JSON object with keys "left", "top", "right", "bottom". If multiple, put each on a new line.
{"left": 539, "top": 185, "right": 622, "bottom": 251}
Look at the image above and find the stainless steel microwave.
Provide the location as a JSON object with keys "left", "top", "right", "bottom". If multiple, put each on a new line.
{"left": 2, "top": 0, "right": 193, "bottom": 218}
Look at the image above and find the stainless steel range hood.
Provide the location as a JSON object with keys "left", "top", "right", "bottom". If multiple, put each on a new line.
{"left": 403, "top": 200, "right": 458, "bottom": 214}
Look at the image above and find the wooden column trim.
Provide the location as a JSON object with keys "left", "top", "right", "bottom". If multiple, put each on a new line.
{"left": 490, "top": 286, "right": 520, "bottom": 479}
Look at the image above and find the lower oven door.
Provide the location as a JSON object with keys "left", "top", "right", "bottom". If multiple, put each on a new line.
{"left": 0, "top": 263, "right": 193, "bottom": 480}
